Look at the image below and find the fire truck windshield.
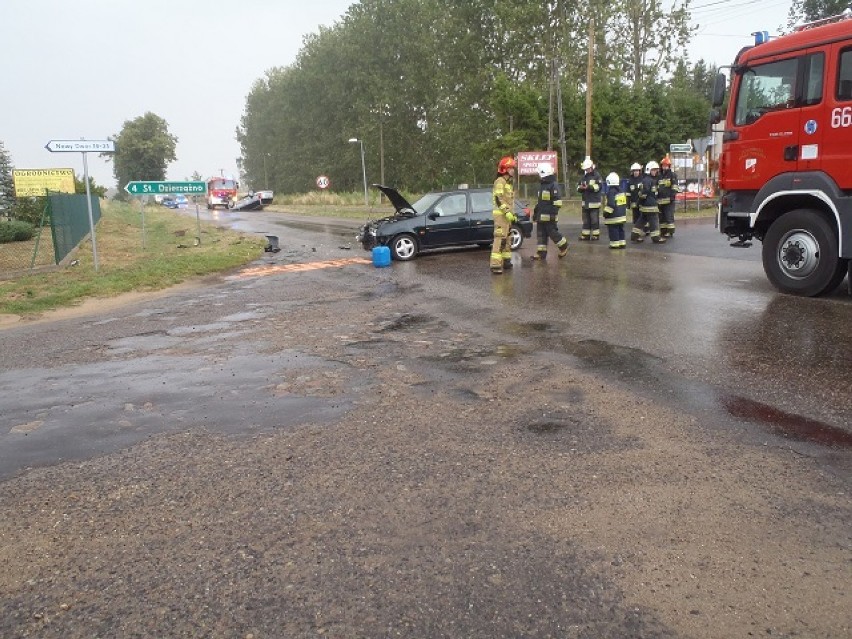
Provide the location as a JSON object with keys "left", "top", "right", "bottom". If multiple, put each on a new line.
{"left": 209, "top": 179, "right": 236, "bottom": 190}
{"left": 734, "top": 58, "right": 798, "bottom": 125}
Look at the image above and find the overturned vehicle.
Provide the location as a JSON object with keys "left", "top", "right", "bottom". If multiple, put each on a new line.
{"left": 357, "top": 184, "right": 532, "bottom": 261}
{"left": 229, "top": 189, "right": 274, "bottom": 212}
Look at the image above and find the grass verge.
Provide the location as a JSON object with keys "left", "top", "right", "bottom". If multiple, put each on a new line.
{"left": 0, "top": 201, "right": 265, "bottom": 317}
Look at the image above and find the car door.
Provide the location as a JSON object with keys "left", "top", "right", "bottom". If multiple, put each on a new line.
{"left": 422, "top": 193, "right": 470, "bottom": 247}
{"left": 469, "top": 190, "right": 495, "bottom": 243}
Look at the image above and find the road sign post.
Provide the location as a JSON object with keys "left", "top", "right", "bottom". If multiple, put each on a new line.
{"left": 124, "top": 182, "right": 208, "bottom": 247}
{"left": 45, "top": 139, "right": 116, "bottom": 272}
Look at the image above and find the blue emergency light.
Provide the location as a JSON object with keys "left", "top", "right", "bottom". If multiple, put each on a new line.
{"left": 752, "top": 30, "right": 770, "bottom": 45}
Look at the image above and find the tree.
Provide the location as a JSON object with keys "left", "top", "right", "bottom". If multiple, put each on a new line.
{"left": 786, "top": 0, "right": 848, "bottom": 28}
{"left": 0, "top": 141, "right": 14, "bottom": 217}
{"left": 105, "top": 112, "right": 177, "bottom": 198}
{"left": 73, "top": 174, "right": 106, "bottom": 198}
{"left": 236, "top": 0, "right": 712, "bottom": 193}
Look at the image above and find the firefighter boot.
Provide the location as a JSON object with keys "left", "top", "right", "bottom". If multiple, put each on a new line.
{"left": 503, "top": 258, "right": 513, "bottom": 270}
{"left": 557, "top": 240, "right": 569, "bottom": 258}
{"left": 531, "top": 251, "right": 547, "bottom": 261}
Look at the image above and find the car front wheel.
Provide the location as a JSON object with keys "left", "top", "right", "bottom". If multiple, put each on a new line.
{"left": 390, "top": 234, "right": 418, "bottom": 261}
{"left": 509, "top": 225, "right": 524, "bottom": 250}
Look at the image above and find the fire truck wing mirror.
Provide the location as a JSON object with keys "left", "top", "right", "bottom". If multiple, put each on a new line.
{"left": 709, "top": 109, "right": 722, "bottom": 125}
{"left": 711, "top": 73, "right": 726, "bottom": 108}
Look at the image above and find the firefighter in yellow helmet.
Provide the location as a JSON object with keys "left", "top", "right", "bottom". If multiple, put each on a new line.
{"left": 491, "top": 155, "right": 517, "bottom": 274}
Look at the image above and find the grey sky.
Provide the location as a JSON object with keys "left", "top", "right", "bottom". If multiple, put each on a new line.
{"left": 3, "top": 0, "right": 790, "bottom": 190}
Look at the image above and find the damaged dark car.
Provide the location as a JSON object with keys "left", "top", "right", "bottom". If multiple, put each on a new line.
{"left": 357, "top": 184, "right": 533, "bottom": 261}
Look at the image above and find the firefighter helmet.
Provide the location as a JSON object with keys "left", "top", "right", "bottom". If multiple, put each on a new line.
{"left": 606, "top": 172, "right": 620, "bottom": 187}
{"left": 580, "top": 158, "right": 594, "bottom": 170}
{"left": 660, "top": 156, "right": 672, "bottom": 167}
{"left": 537, "top": 162, "right": 554, "bottom": 178}
{"left": 497, "top": 156, "right": 516, "bottom": 174}
{"left": 645, "top": 160, "right": 660, "bottom": 172}
{"left": 630, "top": 162, "right": 642, "bottom": 172}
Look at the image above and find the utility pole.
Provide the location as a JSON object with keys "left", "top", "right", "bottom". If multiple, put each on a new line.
{"left": 556, "top": 64, "right": 569, "bottom": 196}
{"left": 548, "top": 59, "right": 555, "bottom": 151}
{"left": 585, "top": 18, "right": 595, "bottom": 159}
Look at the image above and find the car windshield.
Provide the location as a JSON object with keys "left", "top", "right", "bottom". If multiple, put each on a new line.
{"left": 410, "top": 192, "right": 442, "bottom": 213}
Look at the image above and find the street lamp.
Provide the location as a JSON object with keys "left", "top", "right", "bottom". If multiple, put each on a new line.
{"left": 348, "top": 137, "right": 368, "bottom": 208}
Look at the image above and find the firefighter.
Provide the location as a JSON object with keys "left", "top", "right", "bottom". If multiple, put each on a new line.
{"left": 491, "top": 155, "right": 517, "bottom": 274}
{"left": 531, "top": 162, "right": 569, "bottom": 260}
{"left": 626, "top": 162, "right": 644, "bottom": 227}
{"left": 632, "top": 160, "right": 666, "bottom": 244}
{"left": 657, "top": 156, "right": 680, "bottom": 237}
{"left": 577, "top": 158, "right": 602, "bottom": 240}
{"left": 603, "top": 172, "right": 628, "bottom": 249}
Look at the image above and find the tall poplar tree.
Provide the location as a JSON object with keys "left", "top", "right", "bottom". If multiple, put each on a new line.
{"left": 0, "top": 141, "right": 14, "bottom": 217}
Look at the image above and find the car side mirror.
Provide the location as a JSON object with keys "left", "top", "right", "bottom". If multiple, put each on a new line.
{"left": 427, "top": 212, "right": 438, "bottom": 221}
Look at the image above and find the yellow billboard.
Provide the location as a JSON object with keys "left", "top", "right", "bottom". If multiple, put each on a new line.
{"left": 12, "top": 168, "right": 76, "bottom": 197}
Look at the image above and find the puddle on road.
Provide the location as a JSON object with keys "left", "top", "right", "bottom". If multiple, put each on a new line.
{"left": 721, "top": 394, "right": 852, "bottom": 448}
{"left": 535, "top": 336, "right": 849, "bottom": 451}
{"left": 556, "top": 338, "right": 663, "bottom": 380}
{"left": 505, "top": 321, "right": 562, "bottom": 336}
{"left": 374, "top": 313, "right": 440, "bottom": 332}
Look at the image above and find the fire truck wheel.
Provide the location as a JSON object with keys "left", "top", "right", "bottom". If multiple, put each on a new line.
{"left": 762, "top": 209, "right": 846, "bottom": 296}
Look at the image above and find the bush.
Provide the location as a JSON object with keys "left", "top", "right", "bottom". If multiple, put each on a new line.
{"left": 0, "top": 220, "right": 35, "bottom": 243}
{"left": 12, "top": 197, "right": 46, "bottom": 225}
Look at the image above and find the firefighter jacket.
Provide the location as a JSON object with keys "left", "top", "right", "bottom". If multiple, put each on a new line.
{"left": 534, "top": 174, "right": 562, "bottom": 222}
{"left": 492, "top": 175, "right": 514, "bottom": 216}
{"left": 603, "top": 187, "right": 628, "bottom": 224}
{"left": 638, "top": 174, "right": 660, "bottom": 212}
{"left": 627, "top": 174, "right": 643, "bottom": 210}
{"left": 656, "top": 169, "right": 679, "bottom": 205}
{"left": 577, "top": 169, "right": 603, "bottom": 209}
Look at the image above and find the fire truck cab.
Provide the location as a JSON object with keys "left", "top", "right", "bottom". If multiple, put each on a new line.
{"left": 712, "top": 11, "right": 852, "bottom": 296}
{"left": 206, "top": 176, "right": 238, "bottom": 210}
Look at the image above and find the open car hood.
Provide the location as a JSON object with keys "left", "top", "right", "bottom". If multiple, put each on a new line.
{"left": 372, "top": 184, "right": 417, "bottom": 217}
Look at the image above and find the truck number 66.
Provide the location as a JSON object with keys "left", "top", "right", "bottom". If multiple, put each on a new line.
{"left": 830, "top": 106, "right": 852, "bottom": 128}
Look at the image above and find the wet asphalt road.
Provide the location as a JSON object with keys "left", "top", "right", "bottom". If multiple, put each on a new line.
{"left": 1, "top": 207, "right": 849, "bottom": 483}
{"left": 0, "top": 207, "right": 850, "bottom": 638}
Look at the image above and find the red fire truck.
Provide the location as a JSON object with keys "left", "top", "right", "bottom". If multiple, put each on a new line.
{"left": 712, "top": 11, "right": 852, "bottom": 296}
{"left": 206, "top": 176, "right": 238, "bottom": 210}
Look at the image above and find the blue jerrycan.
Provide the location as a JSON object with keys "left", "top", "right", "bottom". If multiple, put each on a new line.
{"left": 372, "top": 245, "right": 391, "bottom": 267}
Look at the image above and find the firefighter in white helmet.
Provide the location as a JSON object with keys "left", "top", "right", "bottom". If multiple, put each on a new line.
{"left": 627, "top": 162, "right": 644, "bottom": 228}
{"left": 633, "top": 160, "right": 666, "bottom": 244}
{"left": 603, "top": 172, "right": 628, "bottom": 249}
{"left": 531, "top": 162, "right": 569, "bottom": 260}
{"left": 577, "top": 158, "right": 602, "bottom": 240}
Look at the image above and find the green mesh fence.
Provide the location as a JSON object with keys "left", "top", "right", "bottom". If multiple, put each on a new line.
{"left": 0, "top": 194, "right": 101, "bottom": 275}
{"left": 48, "top": 193, "right": 101, "bottom": 265}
